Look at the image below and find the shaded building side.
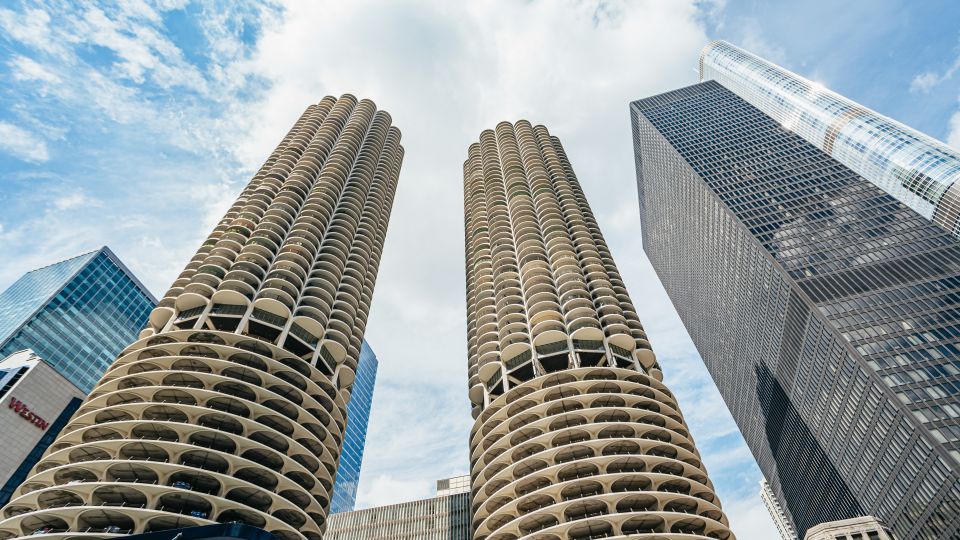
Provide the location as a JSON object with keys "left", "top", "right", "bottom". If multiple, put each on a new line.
{"left": 632, "top": 81, "right": 960, "bottom": 538}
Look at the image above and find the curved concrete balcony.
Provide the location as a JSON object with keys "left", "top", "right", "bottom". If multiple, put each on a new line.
{"left": 462, "top": 120, "right": 732, "bottom": 539}
{"left": 468, "top": 368, "right": 732, "bottom": 540}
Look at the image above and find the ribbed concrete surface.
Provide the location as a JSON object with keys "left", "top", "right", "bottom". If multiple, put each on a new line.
{"left": 0, "top": 95, "right": 402, "bottom": 540}
{"left": 463, "top": 122, "right": 733, "bottom": 540}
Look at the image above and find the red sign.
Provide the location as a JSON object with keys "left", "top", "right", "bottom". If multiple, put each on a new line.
{"left": 8, "top": 397, "right": 49, "bottom": 430}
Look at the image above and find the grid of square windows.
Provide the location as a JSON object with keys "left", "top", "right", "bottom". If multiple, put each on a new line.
{"left": 330, "top": 340, "right": 378, "bottom": 513}
{"left": 0, "top": 249, "right": 156, "bottom": 393}
{"left": 631, "top": 81, "right": 960, "bottom": 538}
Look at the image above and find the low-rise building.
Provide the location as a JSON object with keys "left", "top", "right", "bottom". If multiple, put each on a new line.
{"left": 0, "top": 350, "right": 85, "bottom": 506}
{"left": 325, "top": 476, "right": 470, "bottom": 540}
{"left": 804, "top": 516, "right": 896, "bottom": 540}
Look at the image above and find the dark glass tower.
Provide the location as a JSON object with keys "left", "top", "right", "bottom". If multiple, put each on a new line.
{"left": 631, "top": 81, "right": 960, "bottom": 539}
{"left": 0, "top": 247, "right": 157, "bottom": 393}
{"left": 330, "top": 340, "right": 378, "bottom": 513}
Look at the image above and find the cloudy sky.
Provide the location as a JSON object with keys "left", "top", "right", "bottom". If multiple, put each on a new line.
{"left": 1, "top": 1, "right": 959, "bottom": 538}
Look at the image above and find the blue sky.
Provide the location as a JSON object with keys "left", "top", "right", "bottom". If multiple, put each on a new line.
{"left": 0, "top": 1, "right": 958, "bottom": 538}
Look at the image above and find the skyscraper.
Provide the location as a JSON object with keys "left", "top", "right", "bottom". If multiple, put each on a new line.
{"left": 759, "top": 480, "right": 797, "bottom": 540}
{"left": 0, "top": 94, "right": 403, "bottom": 540}
{"left": 0, "top": 247, "right": 157, "bottom": 393}
{"left": 699, "top": 40, "right": 960, "bottom": 235}
{"left": 330, "top": 340, "right": 378, "bottom": 513}
{"left": 632, "top": 81, "right": 960, "bottom": 538}
{"left": 463, "top": 121, "right": 733, "bottom": 540}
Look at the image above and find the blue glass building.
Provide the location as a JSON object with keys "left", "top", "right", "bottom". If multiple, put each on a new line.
{"left": 0, "top": 247, "right": 157, "bottom": 393}
{"left": 330, "top": 340, "right": 378, "bottom": 513}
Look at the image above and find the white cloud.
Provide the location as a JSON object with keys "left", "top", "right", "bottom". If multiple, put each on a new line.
{"left": 725, "top": 494, "right": 780, "bottom": 539}
{"left": 9, "top": 56, "right": 61, "bottom": 84}
{"left": 910, "top": 54, "right": 960, "bottom": 93}
{"left": 0, "top": 121, "right": 49, "bottom": 162}
{"left": 0, "top": 8, "right": 62, "bottom": 55}
{"left": 948, "top": 110, "right": 960, "bottom": 150}
{"left": 911, "top": 71, "right": 941, "bottom": 93}
{"left": 52, "top": 191, "right": 98, "bottom": 211}
{"left": 357, "top": 474, "right": 433, "bottom": 509}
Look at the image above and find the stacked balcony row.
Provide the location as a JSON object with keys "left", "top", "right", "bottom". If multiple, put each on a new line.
{"left": 150, "top": 95, "right": 402, "bottom": 393}
{"left": 0, "top": 330, "right": 348, "bottom": 540}
{"left": 464, "top": 121, "right": 656, "bottom": 415}
{"left": 466, "top": 368, "right": 733, "bottom": 540}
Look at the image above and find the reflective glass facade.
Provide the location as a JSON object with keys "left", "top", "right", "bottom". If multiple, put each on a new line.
{"left": 330, "top": 340, "right": 378, "bottom": 513}
{"left": 632, "top": 81, "right": 960, "bottom": 539}
{"left": 700, "top": 41, "right": 960, "bottom": 236}
{"left": 0, "top": 247, "right": 157, "bottom": 393}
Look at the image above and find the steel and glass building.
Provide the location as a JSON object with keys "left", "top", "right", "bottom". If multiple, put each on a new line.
{"left": 325, "top": 476, "right": 470, "bottom": 540}
{"left": 463, "top": 121, "right": 733, "bottom": 540}
{"left": 0, "top": 247, "right": 157, "bottom": 393}
{"left": 699, "top": 40, "right": 960, "bottom": 235}
{"left": 632, "top": 81, "right": 960, "bottom": 538}
{"left": 330, "top": 340, "right": 378, "bottom": 514}
{"left": 0, "top": 94, "right": 403, "bottom": 540}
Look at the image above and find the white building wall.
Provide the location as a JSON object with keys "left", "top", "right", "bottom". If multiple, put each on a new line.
{"left": 0, "top": 350, "right": 84, "bottom": 488}
{"left": 804, "top": 515, "right": 896, "bottom": 540}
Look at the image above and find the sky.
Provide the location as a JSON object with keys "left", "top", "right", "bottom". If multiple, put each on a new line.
{"left": 0, "top": 1, "right": 958, "bottom": 538}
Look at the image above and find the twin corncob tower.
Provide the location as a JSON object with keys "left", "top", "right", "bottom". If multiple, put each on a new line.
{"left": 0, "top": 98, "right": 731, "bottom": 539}
{"left": 464, "top": 122, "right": 731, "bottom": 540}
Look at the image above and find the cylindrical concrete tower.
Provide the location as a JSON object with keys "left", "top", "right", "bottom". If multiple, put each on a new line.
{"left": 0, "top": 95, "right": 403, "bottom": 540}
{"left": 464, "top": 121, "right": 733, "bottom": 540}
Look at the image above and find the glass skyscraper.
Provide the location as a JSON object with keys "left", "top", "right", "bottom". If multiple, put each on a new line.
{"left": 699, "top": 40, "right": 960, "bottom": 236}
{"left": 0, "top": 247, "right": 157, "bottom": 393}
{"left": 330, "top": 340, "right": 378, "bottom": 513}
{"left": 632, "top": 81, "right": 960, "bottom": 538}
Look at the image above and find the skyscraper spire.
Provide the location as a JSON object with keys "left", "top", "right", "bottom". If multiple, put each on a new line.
{"left": 0, "top": 95, "right": 403, "bottom": 540}
{"left": 463, "top": 121, "right": 733, "bottom": 540}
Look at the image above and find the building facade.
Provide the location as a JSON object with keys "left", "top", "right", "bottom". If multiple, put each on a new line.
{"left": 699, "top": 40, "right": 960, "bottom": 235}
{"left": 804, "top": 516, "right": 896, "bottom": 540}
{"left": 463, "top": 121, "right": 733, "bottom": 539}
{"left": 330, "top": 340, "right": 378, "bottom": 513}
{"left": 325, "top": 476, "right": 470, "bottom": 540}
{"left": 0, "top": 94, "right": 403, "bottom": 540}
{"left": 0, "top": 247, "right": 157, "bottom": 393}
{"left": 120, "top": 522, "right": 277, "bottom": 540}
{"left": 760, "top": 480, "right": 798, "bottom": 540}
{"left": 0, "top": 350, "right": 85, "bottom": 507}
{"left": 632, "top": 81, "right": 960, "bottom": 538}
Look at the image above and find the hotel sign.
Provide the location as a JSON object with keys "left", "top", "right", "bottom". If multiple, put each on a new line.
{"left": 8, "top": 397, "right": 49, "bottom": 430}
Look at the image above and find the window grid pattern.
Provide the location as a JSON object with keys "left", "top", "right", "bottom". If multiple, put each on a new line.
{"left": 631, "top": 81, "right": 960, "bottom": 539}
{"left": 0, "top": 252, "right": 96, "bottom": 343}
{"left": 699, "top": 40, "right": 960, "bottom": 235}
{"left": 330, "top": 340, "right": 378, "bottom": 513}
{"left": 0, "top": 249, "right": 156, "bottom": 393}
{"left": 325, "top": 492, "right": 471, "bottom": 540}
